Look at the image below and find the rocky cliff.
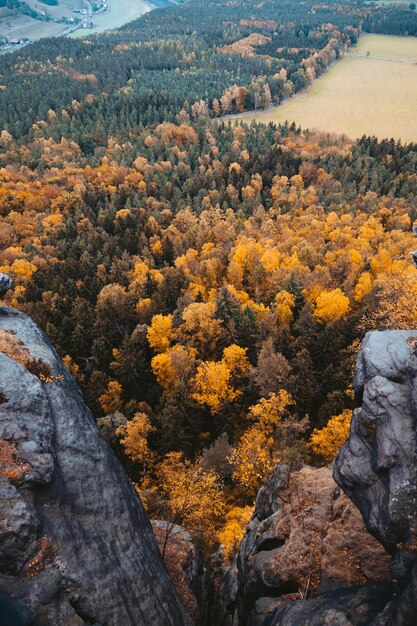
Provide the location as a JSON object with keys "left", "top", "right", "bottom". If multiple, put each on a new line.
{"left": 223, "top": 329, "right": 417, "bottom": 626}
{"left": 220, "top": 465, "right": 391, "bottom": 626}
{"left": 0, "top": 301, "right": 189, "bottom": 625}
{"left": 334, "top": 330, "right": 417, "bottom": 625}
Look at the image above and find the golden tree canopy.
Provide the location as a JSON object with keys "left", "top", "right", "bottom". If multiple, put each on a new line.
{"left": 314, "top": 288, "right": 350, "bottom": 324}
{"left": 147, "top": 314, "right": 174, "bottom": 353}
{"left": 192, "top": 361, "right": 240, "bottom": 414}
{"left": 116, "top": 412, "right": 156, "bottom": 465}
{"left": 308, "top": 409, "right": 352, "bottom": 462}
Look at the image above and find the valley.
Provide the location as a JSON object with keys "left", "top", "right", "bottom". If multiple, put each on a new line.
{"left": 0, "top": 0, "right": 155, "bottom": 50}
{"left": 2, "top": 0, "right": 417, "bottom": 623}
{"left": 69, "top": 0, "right": 153, "bottom": 38}
{"left": 237, "top": 34, "right": 417, "bottom": 143}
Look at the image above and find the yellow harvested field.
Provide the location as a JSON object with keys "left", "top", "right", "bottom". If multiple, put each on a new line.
{"left": 237, "top": 34, "right": 417, "bottom": 143}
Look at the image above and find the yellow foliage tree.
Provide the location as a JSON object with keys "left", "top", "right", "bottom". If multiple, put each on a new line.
{"left": 275, "top": 291, "right": 295, "bottom": 327}
{"left": 222, "top": 344, "right": 250, "bottom": 379}
{"left": 247, "top": 391, "right": 292, "bottom": 429}
{"left": 0, "top": 258, "right": 38, "bottom": 281}
{"left": 98, "top": 380, "right": 124, "bottom": 414}
{"left": 217, "top": 506, "right": 253, "bottom": 560}
{"left": 147, "top": 314, "right": 174, "bottom": 353}
{"left": 180, "top": 301, "right": 223, "bottom": 357}
{"left": 308, "top": 409, "right": 352, "bottom": 462}
{"left": 62, "top": 354, "right": 85, "bottom": 384}
{"left": 229, "top": 162, "right": 241, "bottom": 174}
{"left": 314, "top": 288, "right": 350, "bottom": 323}
{"left": 354, "top": 272, "right": 373, "bottom": 302}
{"left": 361, "top": 267, "right": 417, "bottom": 330}
{"left": 230, "top": 390, "right": 301, "bottom": 497}
{"left": 229, "top": 427, "right": 275, "bottom": 498}
{"left": 151, "top": 345, "right": 196, "bottom": 394}
{"left": 158, "top": 452, "right": 225, "bottom": 549}
{"left": 192, "top": 361, "right": 240, "bottom": 414}
{"left": 116, "top": 412, "right": 156, "bottom": 467}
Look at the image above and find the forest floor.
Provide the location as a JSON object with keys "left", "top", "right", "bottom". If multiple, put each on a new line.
{"left": 235, "top": 34, "right": 417, "bottom": 143}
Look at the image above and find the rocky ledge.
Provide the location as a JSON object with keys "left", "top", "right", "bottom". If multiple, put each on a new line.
{"left": 219, "top": 464, "right": 391, "bottom": 626}
{"left": 334, "top": 330, "right": 417, "bottom": 625}
{"left": 222, "top": 330, "right": 417, "bottom": 626}
{"left": 0, "top": 302, "right": 189, "bottom": 625}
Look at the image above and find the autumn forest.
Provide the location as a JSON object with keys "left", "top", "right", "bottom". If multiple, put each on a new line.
{"left": 1, "top": 0, "right": 417, "bottom": 563}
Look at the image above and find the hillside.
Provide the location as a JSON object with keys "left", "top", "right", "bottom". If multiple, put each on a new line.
{"left": 1, "top": 0, "right": 417, "bottom": 143}
{"left": 1, "top": 0, "right": 417, "bottom": 624}
{"left": 1, "top": 119, "right": 417, "bottom": 550}
{"left": 237, "top": 33, "right": 417, "bottom": 143}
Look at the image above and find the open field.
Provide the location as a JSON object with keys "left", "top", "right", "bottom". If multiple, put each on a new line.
{"left": 0, "top": 0, "right": 83, "bottom": 44}
{"left": 0, "top": 15, "right": 65, "bottom": 41}
{"left": 70, "top": 0, "right": 152, "bottom": 37}
{"left": 237, "top": 34, "right": 417, "bottom": 143}
{"left": 28, "top": 0, "right": 83, "bottom": 21}
{"left": 0, "top": 0, "right": 153, "bottom": 47}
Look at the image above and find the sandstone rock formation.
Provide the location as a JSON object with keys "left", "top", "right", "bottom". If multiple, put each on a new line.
{"left": 334, "top": 329, "right": 417, "bottom": 625}
{"left": 260, "top": 329, "right": 417, "bottom": 625}
{"left": 262, "top": 582, "right": 393, "bottom": 626}
{"left": 224, "top": 464, "right": 391, "bottom": 626}
{"left": 152, "top": 520, "right": 210, "bottom": 625}
{"left": 0, "top": 305, "right": 189, "bottom": 625}
{"left": 214, "top": 555, "right": 239, "bottom": 626}
{"left": 335, "top": 330, "right": 417, "bottom": 554}
{"left": 0, "top": 273, "right": 12, "bottom": 298}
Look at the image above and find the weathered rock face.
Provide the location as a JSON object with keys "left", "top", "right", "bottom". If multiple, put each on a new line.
{"left": 152, "top": 520, "right": 210, "bottom": 625}
{"left": 0, "top": 274, "right": 12, "bottom": 297}
{"left": 262, "top": 582, "right": 394, "bottom": 626}
{"left": 334, "top": 330, "right": 417, "bottom": 554}
{"left": 230, "top": 464, "right": 391, "bottom": 626}
{"left": 0, "top": 306, "right": 189, "bottom": 625}
{"left": 213, "top": 555, "right": 239, "bottom": 626}
{"left": 333, "top": 329, "right": 417, "bottom": 625}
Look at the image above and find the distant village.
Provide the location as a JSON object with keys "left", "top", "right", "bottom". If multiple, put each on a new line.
{"left": 0, "top": 0, "right": 109, "bottom": 51}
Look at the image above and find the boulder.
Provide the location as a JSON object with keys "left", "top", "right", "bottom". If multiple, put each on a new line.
{"left": 334, "top": 329, "right": 417, "bottom": 625}
{"left": 334, "top": 330, "right": 417, "bottom": 554}
{"left": 263, "top": 582, "right": 393, "bottom": 626}
{"left": 0, "top": 307, "right": 189, "bottom": 625}
{"left": 232, "top": 464, "right": 390, "bottom": 625}
{"left": 0, "top": 273, "right": 12, "bottom": 297}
